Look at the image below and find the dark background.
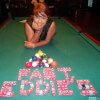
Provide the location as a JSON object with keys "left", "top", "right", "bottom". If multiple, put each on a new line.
{"left": 0, "top": 0, "right": 100, "bottom": 42}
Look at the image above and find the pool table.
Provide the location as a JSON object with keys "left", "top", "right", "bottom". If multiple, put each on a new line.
{"left": 0, "top": 17, "right": 100, "bottom": 100}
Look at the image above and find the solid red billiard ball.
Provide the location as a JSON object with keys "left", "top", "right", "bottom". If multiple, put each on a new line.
{"left": 25, "top": 62, "right": 32, "bottom": 68}
{"left": 51, "top": 61, "right": 57, "bottom": 67}
{"left": 36, "top": 58, "right": 42, "bottom": 63}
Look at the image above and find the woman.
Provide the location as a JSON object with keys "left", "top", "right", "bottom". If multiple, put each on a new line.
{"left": 24, "top": 3, "right": 56, "bottom": 48}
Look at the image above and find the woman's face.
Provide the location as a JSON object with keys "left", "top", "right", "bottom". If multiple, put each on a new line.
{"left": 33, "top": 12, "right": 48, "bottom": 31}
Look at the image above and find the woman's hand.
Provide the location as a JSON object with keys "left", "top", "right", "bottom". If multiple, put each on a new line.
{"left": 24, "top": 41, "right": 35, "bottom": 48}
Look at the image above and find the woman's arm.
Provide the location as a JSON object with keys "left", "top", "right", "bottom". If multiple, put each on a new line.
{"left": 24, "top": 21, "right": 56, "bottom": 48}
{"left": 25, "top": 23, "right": 35, "bottom": 42}
{"left": 25, "top": 22, "right": 41, "bottom": 43}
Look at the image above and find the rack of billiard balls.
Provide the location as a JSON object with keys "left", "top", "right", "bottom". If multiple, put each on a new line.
{"left": 25, "top": 50, "right": 57, "bottom": 68}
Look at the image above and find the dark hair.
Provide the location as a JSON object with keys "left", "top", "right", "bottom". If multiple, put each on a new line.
{"left": 33, "top": 3, "right": 51, "bottom": 17}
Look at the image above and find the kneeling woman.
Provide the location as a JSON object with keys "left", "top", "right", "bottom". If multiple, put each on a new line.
{"left": 24, "top": 3, "right": 56, "bottom": 48}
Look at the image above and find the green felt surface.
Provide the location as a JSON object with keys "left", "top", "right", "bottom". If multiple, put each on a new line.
{"left": 0, "top": 17, "right": 100, "bottom": 100}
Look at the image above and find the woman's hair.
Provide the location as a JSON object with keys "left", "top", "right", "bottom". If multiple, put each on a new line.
{"left": 33, "top": 3, "right": 51, "bottom": 17}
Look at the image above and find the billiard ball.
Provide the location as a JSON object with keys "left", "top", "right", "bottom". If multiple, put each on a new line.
{"left": 25, "top": 62, "right": 32, "bottom": 68}
{"left": 35, "top": 53, "right": 40, "bottom": 58}
{"left": 32, "top": 61, "right": 38, "bottom": 68}
{"left": 51, "top": 61, "right": 57, "bottom": 67}
{"left": 29, "top": 58, "right": 32, "bottom": 63}
{"left": 42, "top": 58, "right": 47, "bottom": 63}
{"left": 36, "top": 58, "right": 42, "bottom": 63}
{"left": 38, "top": 56, "right": 42, "bottom": 60}
{"left": 42, "top": 53, "right": 46, "bottom": 58}
{"left": 32, "top": 56, "right": 37, "bottom": 62}
{"left": 39, "top": 62, "right": 44, "bottom": 68}
{"left": 43, "top": 55, "right": 49, "bottom": 59}
{"left": 47, "top": 58, "right": 53, "bottom": 64}
{"left": 45, "top": 62, "right": 50, "bottom": 68}
{"left": 38, "top": 50, "right": 43, "bottom": 56}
